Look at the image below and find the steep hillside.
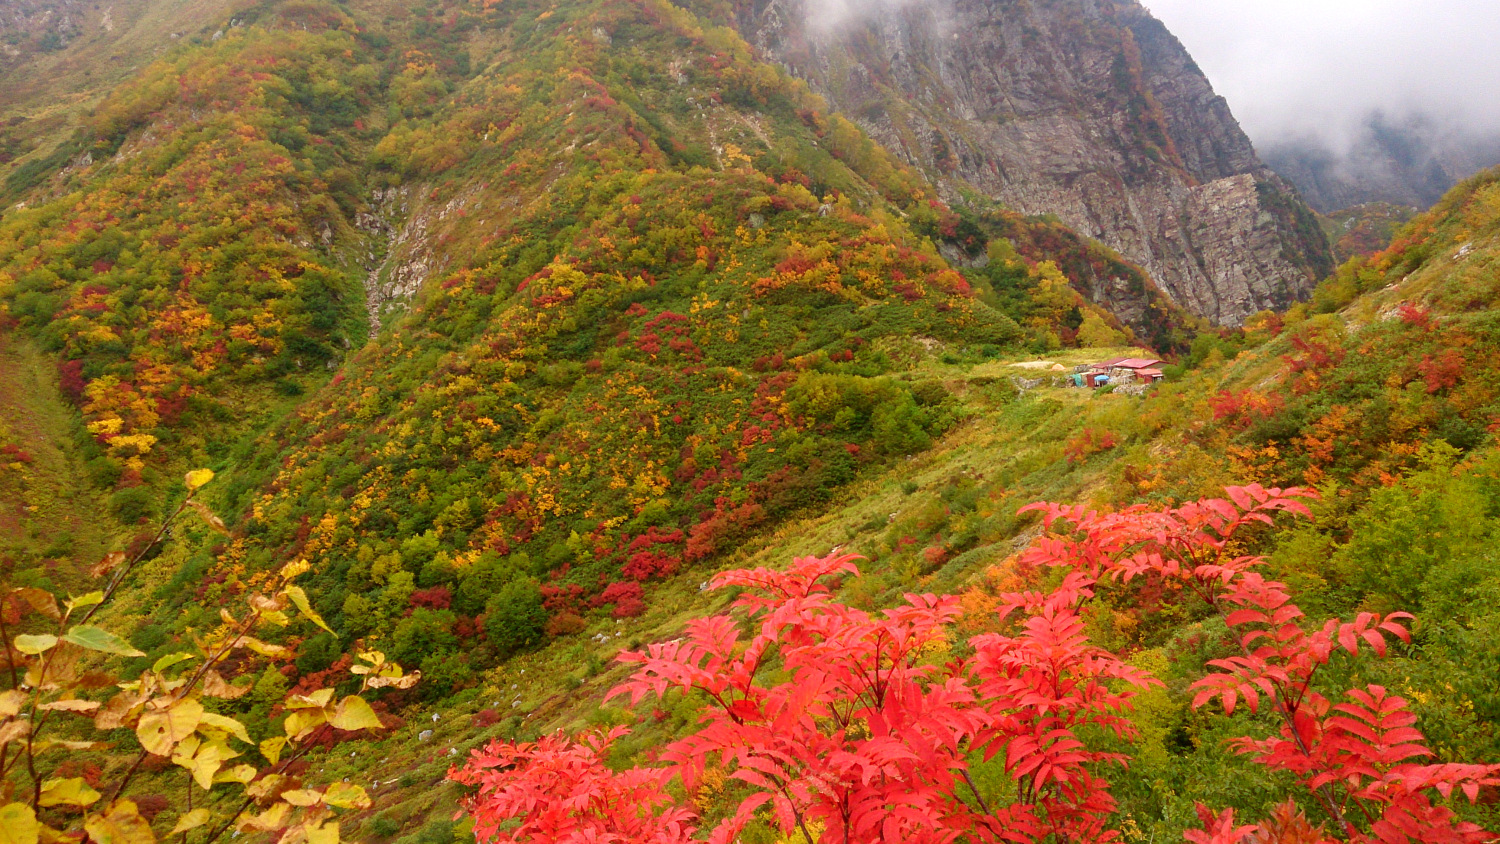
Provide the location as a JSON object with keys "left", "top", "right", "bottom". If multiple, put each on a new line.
{"left": 0, "top": 0, "right": 237, "bottom": 200}
{"left": 1320, "top": 201, "right": 1417, "bottom": 262}
{"left": 693, "top": 0, "right": 1333, "bottom": 326}
{"left": 0, "top": 0, "right": 1165, "bottom": 670}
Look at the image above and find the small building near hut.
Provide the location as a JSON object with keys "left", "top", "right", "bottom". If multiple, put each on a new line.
{"left": 1075, "top": 357, "right": 1167, "bottom": 388}
{"left": 1108, "top": 358, "right": 1165, "bottom": 377}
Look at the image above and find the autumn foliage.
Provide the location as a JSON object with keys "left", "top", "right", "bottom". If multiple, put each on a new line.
{"left": 451, "top": 487, "right": 1500, "bottom": 844}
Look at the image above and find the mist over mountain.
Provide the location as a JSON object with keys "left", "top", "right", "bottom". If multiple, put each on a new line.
{"left": 1143, "top": 0, "right": 1500, "bottom": 211}
{"left": 1262, "top": 112, "right": 1500, "bottom": 213}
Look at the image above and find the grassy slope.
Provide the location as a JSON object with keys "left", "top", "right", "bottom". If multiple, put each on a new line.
{"left": 0, "top": 333, "right": 115, "bottom": 593}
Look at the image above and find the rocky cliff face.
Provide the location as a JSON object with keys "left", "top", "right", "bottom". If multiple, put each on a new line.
{"left": 705, "top": 0, "right": 1332, "bottom": 326}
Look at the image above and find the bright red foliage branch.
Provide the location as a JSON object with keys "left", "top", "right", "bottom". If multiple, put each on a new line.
{"left": 451, "top": 486, "right": 1500, "bottom": 844}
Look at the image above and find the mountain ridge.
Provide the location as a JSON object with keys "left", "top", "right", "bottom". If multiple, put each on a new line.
{"left": 694, "top": 0, "right": 1333, "bottom": 326}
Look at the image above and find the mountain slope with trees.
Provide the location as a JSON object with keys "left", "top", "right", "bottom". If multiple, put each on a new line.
{"left": 2, "top": 0, "right": 1499, "bottom": 841}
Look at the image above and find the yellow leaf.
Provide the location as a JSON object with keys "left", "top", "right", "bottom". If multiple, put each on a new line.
{"left": 169, "top": 809, "right": 210, "bottom": 836}
{"left": 84, "top": 801, "right": 154, "bottom": 844}
{"left": 247, "top": 774, "right": 285, "bottom": 799}
{"left": 136, "top": 698, "right": 204, "bottom": 756}
{"left": 47, "top": 739, "right": 111, "bottom": 751}
{"left": 283, "top": 708, "right": 326, "bottom": 741}
{"left": 199, "top": 711, "right": 252, "bottom": 745}
{"left": 237, "top": 636, "right": 291, "bottom": 658}
{"left": 172, "top": 736, "right": 238, "bottom": 790}
{"left": 65, "top": 592, "right": 105, "bottom": 613}
{"left": 287, "top": 689, "right": 335, "bottom": 710}
{"left": 280, "top": 559, "right": 311, "bottom": 580}
{"left": 280, "top": 789, "right": 322, "bottom": 807}
{"left": 305, "top": 821, "right": 340, "bottom": 844}
{"left": 283, "top": 585, "right": 334, "bottom": 634}
{"left": 13, "top": 634, "right": 57, "bottom": 655}
{"left": 238, "top": 802, "right": 290, "bottom": 832}
{"left": 39, "top": 778, "right": 101, "bottom": 808}
{"left": 260, "top": 736, "right": 288, "bottom": 765}
{"left": 151, "top": 652, "right": 196, "bottom": 673}
{"left": 184, "top": 469, "right": 215, "bottom": 491}
{"left": 212, "top": 764, "right": 256, "bottom": 785}
{"left": 0, "top": 803, "right": 40, "bottom": 844}
{"left": 327, "top": 696, "right": 383, "bottom": 732}
{"left": 322, "top": 781, "right": 370, "bottom": 810}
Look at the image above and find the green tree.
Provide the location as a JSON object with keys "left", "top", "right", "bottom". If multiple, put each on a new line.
{"left": 484, "top": 577, "right": 548, "bottom": 657}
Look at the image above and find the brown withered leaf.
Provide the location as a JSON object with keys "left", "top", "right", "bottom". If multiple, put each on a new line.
{"left": 0, "top": 718, "right": 31, "bottom": 745}
{"left": 94, "top": 690, "right": 146, "bottom": 730}
{"left": 29, "top": 645, "right": 81, "bottom": 690}
{"left": 37, "top": 699, "right": 100, "bottom": 713}
{"left": 200, "top": 670, "right": 252, "bottom": 700}
{"left": 186, "top": 499, "right": 229, "bottom": 535}
{"left": 11, "top": 587, "right": 60, "bottom": 620}
{"left": 78, "top": 671, "right": 117, "bottom": 691}
{"left": 91, "top": 551, "right": 128, "bottom": 579}
{"left": 364, "top": 670, "right": 421, "bottom": 691}
{"left": 249, "top": 594, "right": 285, "bottom": 613}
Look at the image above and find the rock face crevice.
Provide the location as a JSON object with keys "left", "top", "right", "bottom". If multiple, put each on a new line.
{"left": 715, "top": 0, "right": 1332, "bottom": 326}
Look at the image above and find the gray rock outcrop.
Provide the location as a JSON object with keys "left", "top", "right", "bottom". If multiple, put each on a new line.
{"left": 718, "top": 0, "right": 1333, "bottom": 326}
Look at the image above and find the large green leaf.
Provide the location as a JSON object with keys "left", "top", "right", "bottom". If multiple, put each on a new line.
{"left": 62, "top": 626, "right": 145, "bottom": 657}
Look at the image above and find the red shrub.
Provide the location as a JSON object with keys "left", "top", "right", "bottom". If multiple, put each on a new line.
{"left": 1398, "top": 302, "right": 1433, "bottom": 329}
{"left": 591, "top": 581, "right": 644, "bottom": 611}
{"left": 1064, "top": 428, "right": 1119, "bottom": 464}
{"left": 410, "top": 585, "right": 453, "bottom": 610}
{"left": 58, "top": 360, "right": 86, "bottom": 403}
{"left": 1419, "top": 349, "right": 1465, "bottom": 394}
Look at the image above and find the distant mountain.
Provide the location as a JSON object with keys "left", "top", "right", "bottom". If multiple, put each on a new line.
{"left": 1264, "top": 111, "right": 1500, "bottom": 214}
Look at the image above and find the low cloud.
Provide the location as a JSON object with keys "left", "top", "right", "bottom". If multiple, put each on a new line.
{"left": 1142, "top": 0, "right": 1500, "bottom": 154}
{"left": 799, "top": 0, "right": 933, "bottom": 31}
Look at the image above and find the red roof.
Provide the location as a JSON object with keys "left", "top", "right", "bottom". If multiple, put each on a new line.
{"left": 1094, "top": 357, "right": 1128, "bottom": 368}
{"left": 1115, "top": 358, "right": 1164, "bottom": 370}
{"left": 1136, "top": 368, "right": 1164, "bottom": 378}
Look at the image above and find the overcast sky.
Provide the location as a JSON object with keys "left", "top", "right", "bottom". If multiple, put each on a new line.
{"left": 1142, "top": 0, "right": 1500, "bottom": 151}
